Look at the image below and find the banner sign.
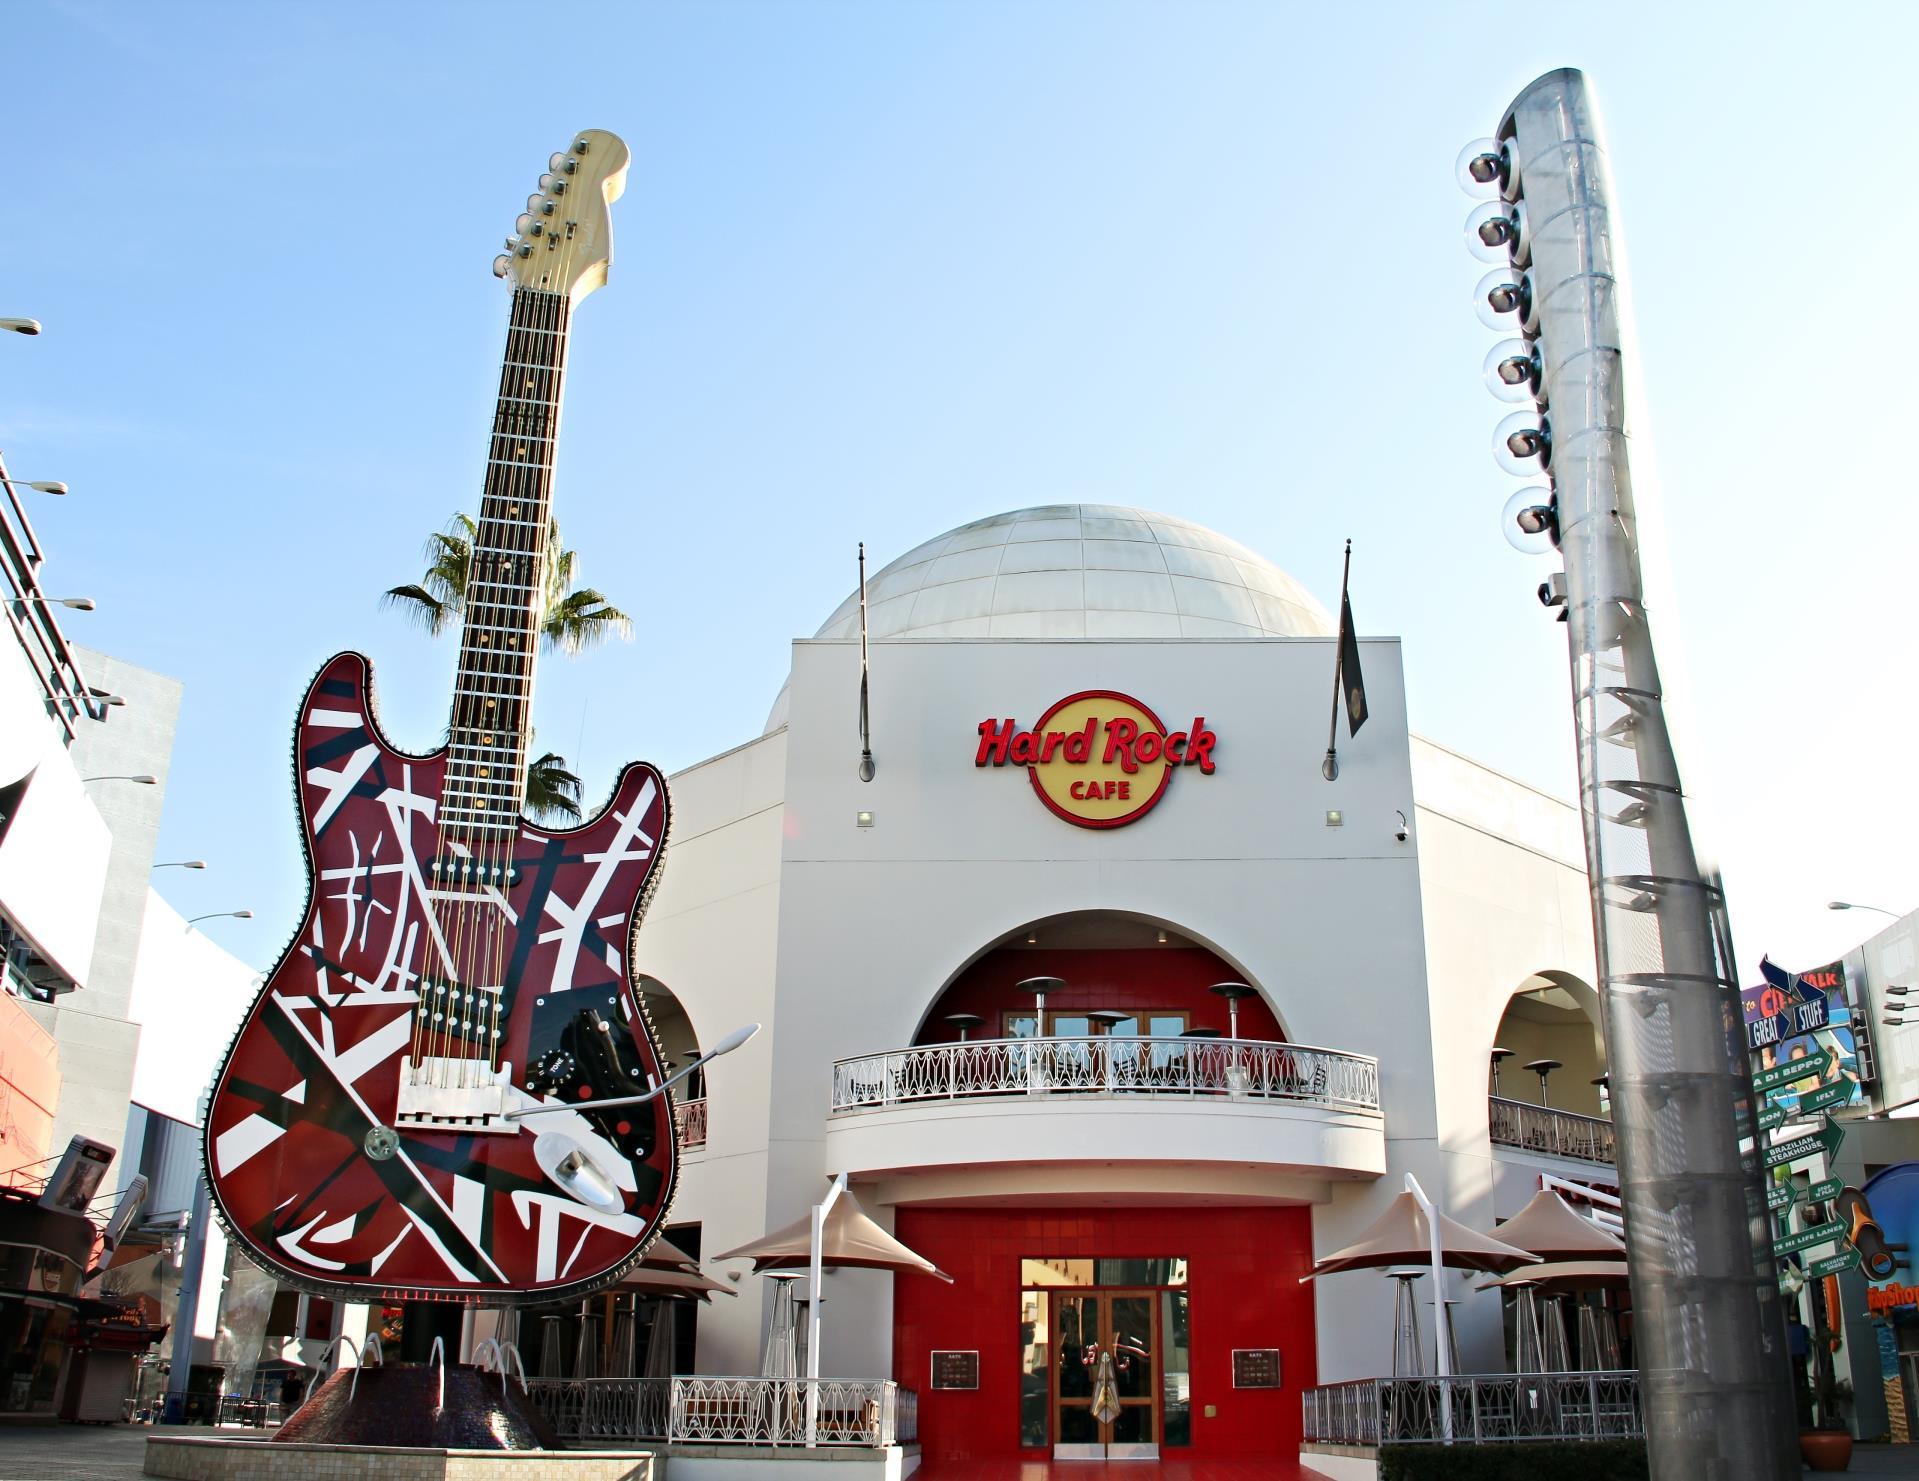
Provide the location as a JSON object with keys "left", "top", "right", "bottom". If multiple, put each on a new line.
{"left": 1774, "top": 1220, "right": 1846, "bottom": 1257}
{"left": 1746, "top": 993, "right": 1829, "bottom": 1050}
{"left": 1747, "top": 957, "right": 1863, "bottom": 1114}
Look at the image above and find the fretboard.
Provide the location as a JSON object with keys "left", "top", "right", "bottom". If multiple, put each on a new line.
{"left": 445, "top": 287, "right": 572, "bottom": 841}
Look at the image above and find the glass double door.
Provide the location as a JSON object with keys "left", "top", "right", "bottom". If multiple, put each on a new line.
{"left": 1051, "top": 1290, "right": 1159, "bottom": 1459}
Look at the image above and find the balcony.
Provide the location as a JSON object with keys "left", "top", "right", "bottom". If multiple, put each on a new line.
{"left": 826, "top": 1036, "right": 1385, "bottom": 1189}
{"left": 1488, "top": 1095, "right": 1615, "bottom": 1166}
{"left": 673, "top": 1095, "right": 707, "bottom": 1152}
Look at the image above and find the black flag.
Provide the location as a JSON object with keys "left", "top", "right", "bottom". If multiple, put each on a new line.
{"left": 1337, "top": 589, "right": 1367, "bottom": 737}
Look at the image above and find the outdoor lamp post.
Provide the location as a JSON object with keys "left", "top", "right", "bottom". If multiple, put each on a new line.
{"left": 186, "top": 911, "right": 252, "bottom": 925}
{"left": 84, "top": 774, "right": 156, "bottom": 785}
{"left": 11, "top": 596, "right": 94, "bottom": 611}
{"left": 0, "top": 319, "right": 41, "bottom": 336}
{"left": 1827, "top": 901, "right": 1901, "bottom": 919}
{"left": 0, "top": 478, "right": 66, "bottom": 495}
{"left": 154, "top": 861, "right": 209, "bottom": 871}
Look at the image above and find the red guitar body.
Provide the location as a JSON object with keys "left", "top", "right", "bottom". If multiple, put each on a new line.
{"left": 204, "top": 652, "right": 676, "bottom": 1305}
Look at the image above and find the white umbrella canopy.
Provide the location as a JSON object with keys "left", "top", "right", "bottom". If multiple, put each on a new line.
{"left": 1303, "top": 1191, "right": 1541, "bottom": 1279}
{"left": 1489, "top": 1190, "right": 1624, "bottom": 1262}
{"left": 716, "top": 1188, "right": 953, "bottom": 1281}
{"left": 1475, "top": 1259, "right": 1631, "bottom": 1295}
{"left": 617, "top": 1265, "right": 737, "bottom": 1301}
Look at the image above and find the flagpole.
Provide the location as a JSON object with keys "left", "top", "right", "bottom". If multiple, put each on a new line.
{"left": 1322, "top": 539, "right": 1352, "bottom": 782}
{"left": 857, "top": 542, "right": 875, "bottom": 782}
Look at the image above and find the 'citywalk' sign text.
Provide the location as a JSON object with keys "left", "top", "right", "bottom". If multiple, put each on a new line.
{"left": 976, "top": 691, "right": 1217, "bottom": 829}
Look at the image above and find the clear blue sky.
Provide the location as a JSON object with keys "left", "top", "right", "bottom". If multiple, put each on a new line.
{"left": 8, "top": 2, "right": 1916, "bottom": 983}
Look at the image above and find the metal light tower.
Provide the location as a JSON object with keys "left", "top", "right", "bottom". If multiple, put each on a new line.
{"left": 1460, "top": 69, "right": 1798, "bottom": 1478}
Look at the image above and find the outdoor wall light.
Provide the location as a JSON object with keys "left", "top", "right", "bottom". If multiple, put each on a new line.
{"left": 855, "top": 810, "right": 873, "bottom": 828}
{"left": 1474, "top": 268, "right": 1528, "bottom": 330}
{"left": 1883, "top": 984, "right": 1911, "bottom": 996}
{"left": 1456, "top": 138, "right": 1509, "bottom": 195}
{"left": 1502, "top": 488, "right": 1559, "bottom": 556}
{"left": 1466, "top": 201, "right": 1518, "bottom": 262}
{"left": 1325, "top": 809, "right": 1343, "bottom": 828}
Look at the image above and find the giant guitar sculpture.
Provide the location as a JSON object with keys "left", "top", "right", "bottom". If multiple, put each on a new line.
{"left": 205, "top": 132, "right": 680, "bottom": 1305}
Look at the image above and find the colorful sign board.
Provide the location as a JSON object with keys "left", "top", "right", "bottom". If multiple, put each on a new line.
{"left": 1754, "top": 1048, "right": 1834, "bottom": 1094}
{"left": 975, "top": 692, "right": 1217, "bottom": 829}
{"left": 1767, "top": 1182, "right": 1799, "bottom": 1212}
{"left": 1746, "top": 959, "right": 1863, "bottom": 1113}
{"left": 1808, "top": 1249, "right": 1861, "bottom": 1279}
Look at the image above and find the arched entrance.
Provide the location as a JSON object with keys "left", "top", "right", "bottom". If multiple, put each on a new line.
{"left": 1487, "top": 973, "right": 1614, "bottom": 1165}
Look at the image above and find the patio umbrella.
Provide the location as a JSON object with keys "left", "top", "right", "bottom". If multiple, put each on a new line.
{"left": 716, "top": 1188, "right": 953, "bottom": 1281}
{"left": 642, "top": 1234, "right": 703, "bottom": 1272}
{"left": 618, "top": 1265, "right": 737, "bottom": 1301}
{"left": 1302, "top": 1191, "right": 1541, "bottom": 1279}
{"left": 1475, "top": 1260, "right": 1632, "bottom": 1295}
{"left": 1490, "top": 1190, "right": 1624, "bottom": 1261}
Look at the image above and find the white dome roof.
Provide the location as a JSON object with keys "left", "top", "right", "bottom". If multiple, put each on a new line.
{"left": 765, "top": 504, "right": 1333, "bottom": 732}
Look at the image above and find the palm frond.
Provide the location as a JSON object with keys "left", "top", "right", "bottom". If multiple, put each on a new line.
{"left": 542, "top": 587, "right": 633, "bottom": 654}
{"left": 379, "top": 583, "right": 453, "bottom": 637}
{"left": 523, "top": 750, "right": 584, "bottom": 826}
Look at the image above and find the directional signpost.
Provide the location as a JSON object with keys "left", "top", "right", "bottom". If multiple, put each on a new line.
{"left": 1754, "top": 1048, "right": 1835, "bottom": 1094}
{"left": 1807, "top": 1249, "right": 1860, "bottom": 1279}
{"left": 1767, "top": 1182, "right": 1799, "bottom": 1212}
{"left": 1775, "top": 1221, "right": 1847, "bottom": 1258}
{"left": 1764, "top": 1116, "right": 1845, "bottom": 1171}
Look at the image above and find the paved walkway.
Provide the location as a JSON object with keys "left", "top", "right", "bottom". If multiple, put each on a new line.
{"left": 2, "top": 1425, "right": 1916, "bottom": 1480}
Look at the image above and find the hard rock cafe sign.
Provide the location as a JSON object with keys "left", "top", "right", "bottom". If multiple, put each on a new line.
{"left": 974, "top": 690, "right": 1217, "bottom": 829}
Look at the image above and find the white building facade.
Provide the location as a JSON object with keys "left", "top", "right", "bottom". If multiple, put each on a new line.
{"left": 623, "top": 505, "right": 1615, "bottom": 1466}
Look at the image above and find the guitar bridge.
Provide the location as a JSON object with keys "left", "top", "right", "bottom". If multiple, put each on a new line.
{"left": 395, "top": 1061, "right": 514, "bottom": 1132}
{"left": 397, "top": 980, "right": 513, "bottom": 1132}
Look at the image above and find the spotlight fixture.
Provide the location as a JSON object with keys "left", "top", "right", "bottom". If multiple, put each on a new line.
{"left": 1482, "top": 340, "right": 1543, "bottom": 404}
{"left": 1455, "top": 138, "right": 1509, "bottom": 196}
{"left": 1502, "top": 487, "right": 1559, "bottom": 555}
{"left": 1466, "top": 201, "right": 1519, "bottom": 262}
{"left": 1475, "top": 268, "right": 1536, "bottom": 333}
{"left": 1884, "top": 984, "right": 1911, "bottom": 997}
{"left": 1493, "top": 411, "right": 1551, "bottom": 476}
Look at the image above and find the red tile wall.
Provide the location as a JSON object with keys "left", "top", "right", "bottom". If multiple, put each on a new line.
{"left": 893, "top": 1205, "right": 1316, "bottom": 1461}
{"left": 919, "top": 947, "right": 1283, "bottom": 1043}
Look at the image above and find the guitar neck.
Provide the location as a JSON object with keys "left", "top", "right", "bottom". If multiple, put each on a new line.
{"left": 444, "top": 287, "right": 572, "bottom": 842}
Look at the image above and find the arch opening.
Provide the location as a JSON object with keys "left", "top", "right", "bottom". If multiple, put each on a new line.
{"left": 1488, "top": 972, "right": 1608, "bottom": 1118}
{"left": 912, "top": 910, "right": 1285, "bottom": 1046}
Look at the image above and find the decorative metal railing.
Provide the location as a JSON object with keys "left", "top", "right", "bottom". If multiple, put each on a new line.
{"left": 526, "top": 1376, "right": 670, "bottom": 1442}
{"left": 525, "top": 1376, "right": 914, "bottom": 1447}
{"left": 1303, "top": 1371, "right": 1642, "bottom": 1445}
{"left": 831, "top": 1036, "right": 1380, "bottom": 1115}
{"left": 1488, "top": 1097, "right": 1616, "bottom": 1165}
{"left": 674, "top": 1096, "right": 708, "bottom": 1151}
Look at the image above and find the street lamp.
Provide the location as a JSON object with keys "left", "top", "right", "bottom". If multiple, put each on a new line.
{"left": 0, "top": 319, "right": 41, "bottom": 336}
{"left": 1828, "top": 901, "right": 1902, "bottom": 920}
{"left": 154, "top": 861, "right": 208, "bottom": 871}
{"left": 83, "top": 774, "right": 157, "bottom": 785}
{"left": 0, "top": 479, "right": 66, "bottom": 496}
{"left": 10, "top": 596, "right": 94, "bottom": 612}
{"left": 186, "top": 911, "right": 252, "bottom": 926}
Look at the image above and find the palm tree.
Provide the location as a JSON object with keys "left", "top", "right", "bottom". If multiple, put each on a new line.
{"left": 383, "top": 514, "right": 630, "bottom": 824}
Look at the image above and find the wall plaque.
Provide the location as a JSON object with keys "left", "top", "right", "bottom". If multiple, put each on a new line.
{"left": 1231, "top": 1348, "right": 1281, "bottom": 1389}
{"left": 930, "top": 1350, "right": 979, "bottom": 1390}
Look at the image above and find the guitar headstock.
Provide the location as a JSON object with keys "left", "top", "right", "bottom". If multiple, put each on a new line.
{"left": 493, "top": 129, "right": 630, "bottom": 303}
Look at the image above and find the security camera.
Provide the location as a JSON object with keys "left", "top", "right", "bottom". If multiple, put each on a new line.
{"left": 1394, "top": 810, "right": 1409, "bottom": 843}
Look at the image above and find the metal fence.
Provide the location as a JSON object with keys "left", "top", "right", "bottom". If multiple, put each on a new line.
{"left": 832, "top": 1036, "right": 1380, "bottom": 1115}
{"left": 1303, "top": 1372, "right": 1642, "bottom": 1445}
{"left": 525, "top": 1375, "right": 914, "bottom": 1447}
{"left": 673, "top": 1096, "right": 708, "bottom": 1151}
{"left": 527, "top": 1376, "right": 670, "bottom": 1442}
{"left": 1488, "top": 1096, "right": 1615, "bottom": 1165}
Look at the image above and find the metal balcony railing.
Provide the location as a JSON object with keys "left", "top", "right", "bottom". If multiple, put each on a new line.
{"left": 1303, "top": 1371, "right": 1642, "bottom": 1445}
{"left": 1488, "top": 1096, "right": 1616, "bottom": 1165}
{"left": 673, "top": 1096, "right": 707, "bottom": 1151}
{"left": 830, "top": 1036, "right": 1380, "bottom": 1115}
{"left": 525, "top": 1376, "right": 915, "bottom": 1447}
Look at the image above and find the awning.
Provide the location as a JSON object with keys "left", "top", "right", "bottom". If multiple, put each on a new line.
{"left": 1489, "top": 1189, "right": 1624, "bottom": 1261}
{"left": 715, "top": 1188, "right": 953, "bottom": 1281}
{"left": 1303, "top": 1191, "right": 1540, "bottom": 1279}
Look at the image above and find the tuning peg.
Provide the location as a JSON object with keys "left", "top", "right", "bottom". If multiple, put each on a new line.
{"left": 492, "top": 254, "right": 512, "bottom": 279}
{"left": 526, "top": 194, "right": 555, "bottom": 217}
{"left": 538, "top": 173, "right": 567, "bottom": 196}
{"left": 548, "top": 152, "right": 578, "bottom": 175}
{"left": 515, "top": 213, "right": 534, "bottom": 235}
